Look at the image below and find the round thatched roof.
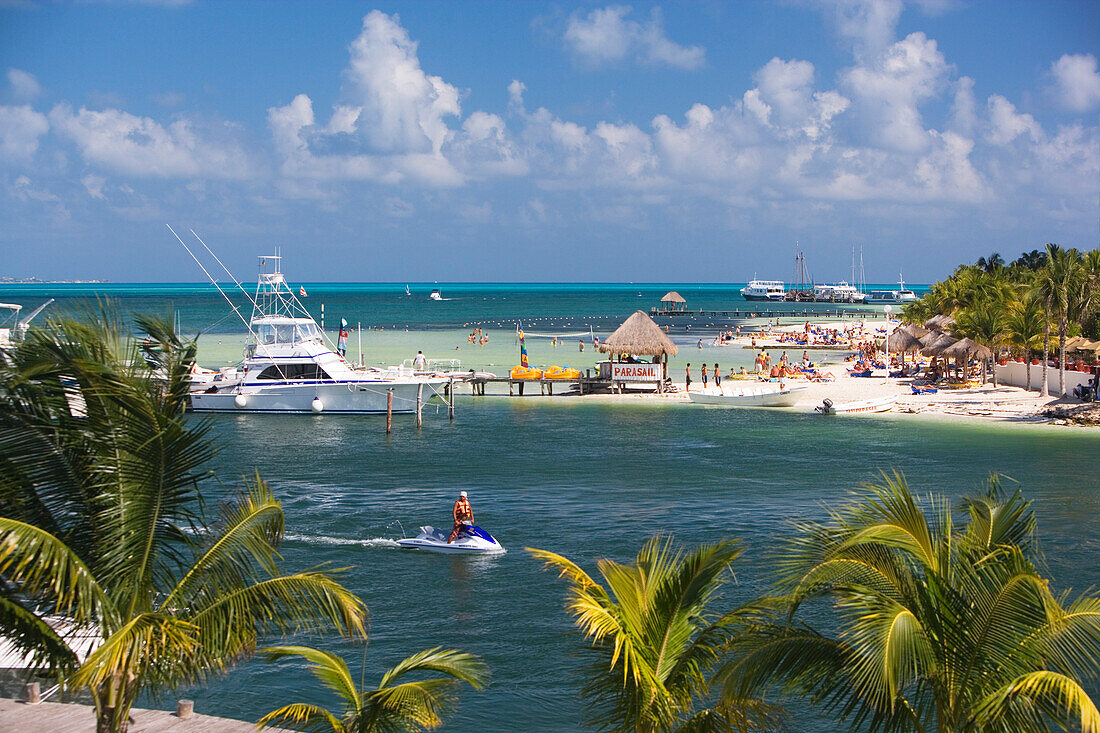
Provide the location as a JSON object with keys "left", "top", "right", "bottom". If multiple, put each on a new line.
{"left": 599, "top": 310, "right": 679, "bottom": 356}
{"left": 920, "top": 332, "right": 958, "bottom": 356}
{"left": 924, "top": 314, "right": 955, "bottom": 330}
{"left": 897, "top": 322, "right": 930, "bottom": 339}
{"left": 939, "top": 337, "right": 992, "bottom": 361}
{"left": 660, "top": 291, "right": 687, "bottom": 303}
{"left": 888, "top": 329, "right": 923, "bottom": 353}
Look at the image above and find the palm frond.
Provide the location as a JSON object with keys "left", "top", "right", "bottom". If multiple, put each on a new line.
{"left": 257, "top": 702, "right": 345, "bottom": 733}
{"left": 0, "top": 591, "right": 80, "bottom": 675}
{"left": 72, "top": 612, "right": 199, "bottom": 690}
{"left": 261, "top": 645, "right": 361, "bottom": 709}
{"left": 377, "top": 647, "right": 488, "bottom": 691}
{"left": 975, "top": 670, "right": 1100, "bottom": 733}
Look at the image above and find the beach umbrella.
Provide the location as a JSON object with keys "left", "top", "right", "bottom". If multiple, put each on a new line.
{"left": 940, "top": 337, "right": 993, "bottom": 384}
{"left": 898, "top": 322, "right": 930, "bottom": 339}
{"left": 920, "top": 332, "right": 958, "bottom": 357}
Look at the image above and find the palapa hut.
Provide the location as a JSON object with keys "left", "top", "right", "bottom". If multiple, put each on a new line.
{"left": 599, "top": 310, "right": 679, "bottom": 391}
{"left": 924, "top": 314, "right": 955, "bottom": 331}
{"left": 658, "top": 291, "right": 687, "bottom": 313}
{"left": 940, "top": 337, "right": 993, "bottom": 384}
{"left": 897, "top": 322, "right": 930, "bottom": 339}
{"left": 887, "top": 329, "right": 923, "bottom": 368}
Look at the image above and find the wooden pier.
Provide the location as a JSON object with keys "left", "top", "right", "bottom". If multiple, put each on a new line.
{"left": 0, "top": 697, "right": 287, "bottom": 732}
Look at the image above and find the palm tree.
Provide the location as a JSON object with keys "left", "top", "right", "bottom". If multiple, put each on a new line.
{"left": 258, "top": 645, "right": 488, "bottom": 733}
{"left": 1036, "top": 244, "right": 1086, "bottom": 396}
{"left": 528, "top": 538, "right": 784, "bottom": 733}
{"left": 1004, "top": 292, "right": 1046, "bottom": 390}
{"left": 1012, "top": 249, "right": 1048, "bottom": 271}
{"left": 0, "top": 312, "right": 367, "bottom": 733}
{"left": 953, "top": 300, "right": 1007, "bottom": 386}
{"left": 975, "top": 252, "right": 1005, "bottom": 274}
{"left": 719, "top": 472, "right": 1100, "bottom": 733}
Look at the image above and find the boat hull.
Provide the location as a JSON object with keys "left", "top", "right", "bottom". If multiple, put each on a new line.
{"left": 189, "top": 379, "right": 442, "bottom": 413}
{"left": 396, "top": 526, "right": 504, "bottom": 554}
{"left": 688, "top": 384, "right": 808, "bottom": 407}
{"left": 816, "top": 396, "right": 897, "bottom": 414}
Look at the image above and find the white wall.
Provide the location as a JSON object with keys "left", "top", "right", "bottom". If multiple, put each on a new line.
{"left": 994, "top": 361, "right": 1093, "bottom": 394}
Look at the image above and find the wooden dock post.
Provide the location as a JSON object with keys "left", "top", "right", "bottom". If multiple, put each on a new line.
{"left": 24, "top": 682, "right": 40, "bottom": 704}
{"left": 416, "top": 383, "right": 423, "bottom": 428}
{"left": 177, "top": 700, "right": 194, "bottom": 719}
{"left": 386, "top": 389, "right": 393, "bottom": 433}
{"left": 448, "top": 377, "right": 455, "bottom": 420}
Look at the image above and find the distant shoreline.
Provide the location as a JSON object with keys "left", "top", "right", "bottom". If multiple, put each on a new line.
{"left": 0, "top": 278, "right": 109, "bottom": 284}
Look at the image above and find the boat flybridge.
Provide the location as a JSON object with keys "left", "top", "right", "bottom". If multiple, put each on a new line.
{"left": 188, "top": 254, "right": 444, "bottom": 414}
{"left": 0, "top": 299, "right": 53, "bottom": 349}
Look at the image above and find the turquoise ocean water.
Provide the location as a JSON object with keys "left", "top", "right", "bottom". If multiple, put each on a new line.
{"left": 2, "top": 283, "right": 1097, "bottom": 731}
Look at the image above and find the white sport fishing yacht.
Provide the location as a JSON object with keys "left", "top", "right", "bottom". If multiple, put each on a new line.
{"left": 865, "top": 274, "right": 918, "bottom": 305}
{"left": 740, "top": 280, "right": 787, "bottom": 301}
{"left": 189, "top": 255, "right": 444, "bottom": 414}
{"left": 812, "top": 282, "right": 867, "bottom": 303}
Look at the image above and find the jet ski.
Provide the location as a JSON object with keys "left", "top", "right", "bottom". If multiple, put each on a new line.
{"left": 396, "top": 522, "right": 505, "bottom": 554}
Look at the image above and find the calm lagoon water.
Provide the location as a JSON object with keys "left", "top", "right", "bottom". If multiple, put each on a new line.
{"left": 3, "top": 282, "right": 1096, "bottom": 730}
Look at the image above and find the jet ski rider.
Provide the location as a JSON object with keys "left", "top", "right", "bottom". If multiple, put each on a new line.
{"left": 448, "top": 490, "right": 474, "bottom": 543}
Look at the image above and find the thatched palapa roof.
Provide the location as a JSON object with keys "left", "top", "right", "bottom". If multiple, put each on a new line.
{"left": 939, "top": 337, "right": 992, "bottom": 361}
{"left": 888, "top": 329, "right": 923, "bottom": 353}
{"left": 660, "top": 291, "right": 687, "bottom": 303}
{"left": 600, "top": 310, "right": 679, "bottom": 356}
{"left": 920, "top": 332, "right": 958, "bottom": 356}
{"left": 897, "top": 322, "right": 930, "bottom": 339}
{"left": 924, "top": 314, "right": 955, "bottom": 331}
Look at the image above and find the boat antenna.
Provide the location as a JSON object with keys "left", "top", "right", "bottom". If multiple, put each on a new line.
{"left": 190, "top": 229, "right": 260, "bottom": 312}
{"left": 167, "top": 224, "right": 251, "bottom": 332}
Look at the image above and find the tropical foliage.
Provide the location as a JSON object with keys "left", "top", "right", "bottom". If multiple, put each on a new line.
{"left": 0, "top": 311, "right": 367, "bottom": 733}
{"left": 902, "top": 244, "right": 1099, "bottom": 396}
{"left": 529, "top": 537, "right": 784, "bottom": 733}
{"left": 720, "top": 472, "right": 1100, "bottom": 733}
{"left": 258, "top": 645, "right": 488, "bottom": 733}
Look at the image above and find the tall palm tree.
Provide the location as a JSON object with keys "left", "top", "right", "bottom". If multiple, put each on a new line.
{"left": 1012, "top": 249, "right": 1048, "bottom": 271}
{"left": 1004, "top": 292, "right": 1046, "bottom": 390}
{"left": 0, "top": 312, "right": 367, "bottom": 733}
{"left": 1036, "top": 244, "right": 1086, "bottom": 396}
{"left": 528, "top": 538, "right": 784, "bottom": 733}
{"left": 719, "top": 472, "right": 1100, "bottom": 733}
{"left": 258, "top": 645, "right": 488, "bottom": 733}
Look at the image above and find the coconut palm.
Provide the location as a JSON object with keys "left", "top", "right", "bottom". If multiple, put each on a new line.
{"left": 1036, "top": 243, "right": 1086, "bottom": 396}
{"left": 953, "top": 300, "right": 1007, "bottom": 386}
{"left": 1013, "top": 249, "right": 1048, "bottom": 271}
{"left": 1004, "top": 292, "right": 1047, "bottom": 390}
{"left": 258, "top": 645, "right": 488, "bottom": 733}
{"left": 0, "top": 312, "right": 367, "bottom": 733}
{"left": 975, "top": 252, "right": 1005, "bottom": 274}
{"left": 529, "top": 537, "right": 784, "bottom": 733}
{"left": 719, "top": 472, "right": 1100, "bottom": 733}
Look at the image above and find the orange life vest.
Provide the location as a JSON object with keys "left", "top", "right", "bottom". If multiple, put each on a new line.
{"left": 453, "top": 498, "right": 472, "bottom": 522}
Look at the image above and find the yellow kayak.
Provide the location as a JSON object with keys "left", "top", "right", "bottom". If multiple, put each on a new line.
{"left": 510, "top": 365, "right": 543, "bottom": 380}
{"left": 543, "top": 366, "right": 581, "bottom": 380}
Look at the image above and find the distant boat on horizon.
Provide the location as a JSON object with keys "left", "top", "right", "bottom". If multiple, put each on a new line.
{"left": 429, "top": 288, "right": 443, "bottom": 301}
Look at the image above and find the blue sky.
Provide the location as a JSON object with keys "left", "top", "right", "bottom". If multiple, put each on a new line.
{"left": 1, "top": 0, "right": 1097, "bottom": 283}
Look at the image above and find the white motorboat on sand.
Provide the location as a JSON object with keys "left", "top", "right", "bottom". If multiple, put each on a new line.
{"left": 397, "top": 523, "right": 504, "bottom": 554}
{"left": 688, "top": 383, "right": 808, "bottom": 407}
{"left": 815, "top": 395, "right": 897, "bottom": 414}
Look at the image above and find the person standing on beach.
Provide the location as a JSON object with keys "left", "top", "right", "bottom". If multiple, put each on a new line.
{"left": 685, "top": 363, "right": 692, "bottom": 392}
{"left": 448, "top": 490, "right": 473, "bottom": 544}
{"left": 579, "top": 339, "right": 584, "bottom": 352}
{"left": 713, "top": 363, "right": 720, "bottom": 388}
{"left": 414, "top": 350, "right": 427, "bottom": 370}
{"left": 701, "top": 363, "right": 708, "bottom": 388}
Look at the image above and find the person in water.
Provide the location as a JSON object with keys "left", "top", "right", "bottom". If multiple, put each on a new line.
{"left": 448, "top": 490, "right": 474, "bottom": 543}
{"left": 337, "top": 322, "right": 350, "bottom": 357}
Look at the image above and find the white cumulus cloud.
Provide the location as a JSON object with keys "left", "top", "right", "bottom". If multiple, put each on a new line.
{"left": 0, "top": 105, "right": 49, "bottom": 163}
{"left": 7, "top": 69, "right": 42, "bottom": 101}
{"left": 1050, "top": 53, "right": 1100, "bottom": 112}
{"left": 49, "top": 104, "right": 254, "bottom": 179}
{"left": 563, "top": 6, "right": 704, "bottom": 69}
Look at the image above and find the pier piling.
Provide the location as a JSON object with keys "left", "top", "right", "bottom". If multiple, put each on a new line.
{"left": 416, "top": 383, "right": 423, "bottom": 429}
{"left": 177, "top": 700, "right": 194, "bottom": 719}
{"left": 24, "top": 682, "right": 40, "bottom": 705}
{"left": 448, "top": 377, "right": 455, "bottom": 420}
{"left": 386, "top": 389, "right": 393, "bottom": 433}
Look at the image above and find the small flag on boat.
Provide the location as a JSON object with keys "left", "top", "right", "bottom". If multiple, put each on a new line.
{"left": 519, "top": 329, "right": 529, "bottom": 367}
{"left": 299, "top": 286, "right": 307, "bottom": 297}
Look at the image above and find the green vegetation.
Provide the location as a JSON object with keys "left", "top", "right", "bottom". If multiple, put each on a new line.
{"left": 258, "top": 645, "right": 488, "bottom": 733}
{"left": 721, "top": 472, "right": 1100, "bottom": 732}
{"left": 528, "top": 538, "right": 784, "bottom": 733}
{"left": 0, "top": 312, "right": 368, "bottom": 733}
{"left": 903, "top": 243, "right": 1100, "bottom": 396}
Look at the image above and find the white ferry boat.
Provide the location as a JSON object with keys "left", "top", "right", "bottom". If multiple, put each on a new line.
{"left": 189, "top": 255, "right": 443, "bottom": 414}
{"left": 740, "top": 280, "right": 787, "bottom": 301}
{"left": 865, "top": 275, "right": 918, "bottom": 305}
{"left": 812, "top": 282, "right": 867, "bottom": 303}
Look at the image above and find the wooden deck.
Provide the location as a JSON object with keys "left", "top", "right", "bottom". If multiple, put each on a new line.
{"left": 0, "top": 697, "right": 285, "bottom": 732}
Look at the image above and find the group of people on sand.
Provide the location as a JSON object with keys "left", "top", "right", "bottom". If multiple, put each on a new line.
{"left": 467, "top": 327, "right": 489, "bottom": 346}
{"left": 685, "top": 362, "right": 752, "bottom": 391}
